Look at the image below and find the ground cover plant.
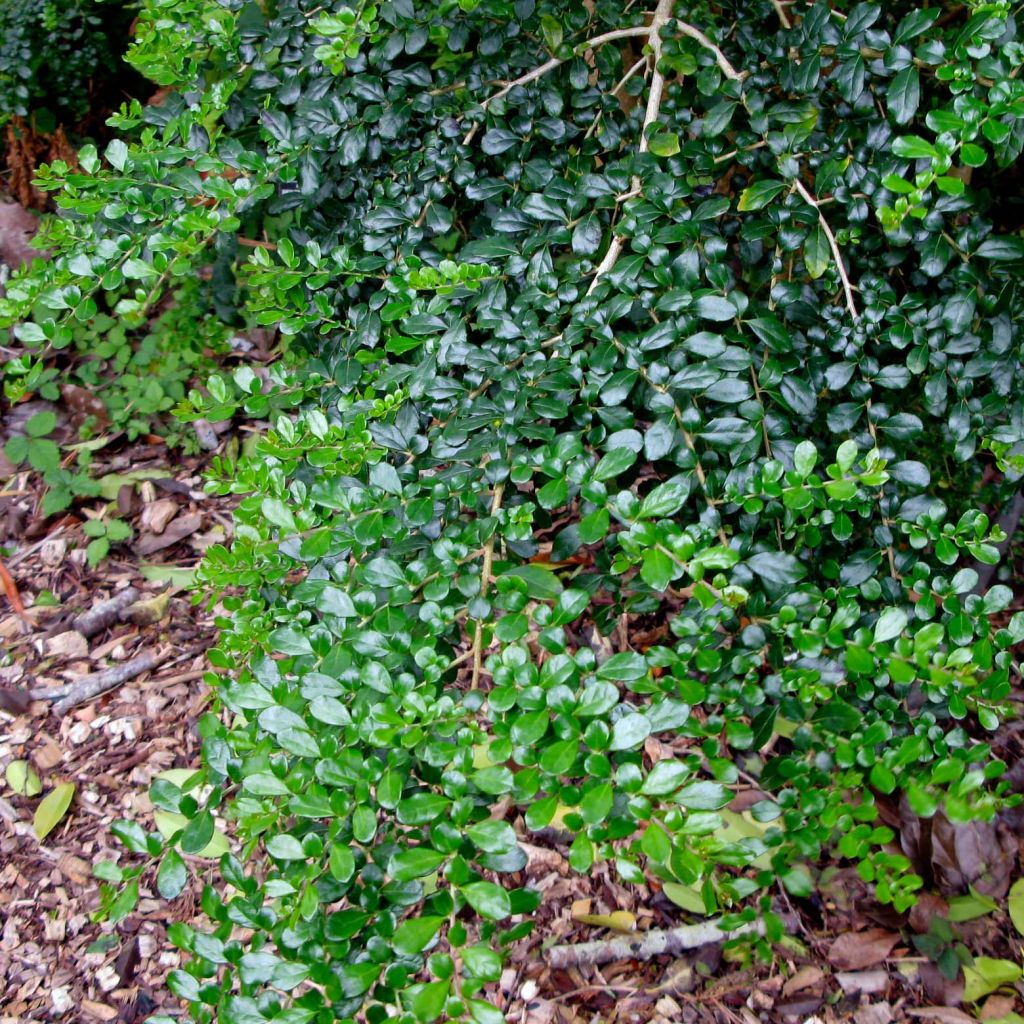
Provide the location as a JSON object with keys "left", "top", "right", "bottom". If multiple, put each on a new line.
{"left": 3, "top": 0, "right": 1024, "bottom": 1021}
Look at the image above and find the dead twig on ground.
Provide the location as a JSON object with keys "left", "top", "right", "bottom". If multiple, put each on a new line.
{"left": 51, "top": 650, "right": 166, "bottom": 714}
{"left": 547, "top": 918, "right": 770, "bottom": 969}
{"left": 71, "top": 587, "right": 140, "bottom": 638}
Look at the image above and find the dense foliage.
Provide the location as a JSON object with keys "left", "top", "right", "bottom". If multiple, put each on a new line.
{"left": 4, "top": 1, "right": 1024, "bottom": 1022}
{"left": 0, "top": 0, "right": 138, "bottom": 129}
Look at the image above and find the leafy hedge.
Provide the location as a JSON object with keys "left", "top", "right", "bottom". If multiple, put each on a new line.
{"left": 0, "top": 0, "right": 130, "bottom": 127}
{"left": 5, "top": 1, "right": 1024, "bottom": 1022}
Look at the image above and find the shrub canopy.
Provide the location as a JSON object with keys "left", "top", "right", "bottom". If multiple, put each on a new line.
{"left": 4, "top": 1, "right": 1024, "bottom": 1022}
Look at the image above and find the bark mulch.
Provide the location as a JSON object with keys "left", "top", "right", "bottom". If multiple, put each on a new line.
{"left": 0, "top": 440, "right": 227, "bottom": 1023}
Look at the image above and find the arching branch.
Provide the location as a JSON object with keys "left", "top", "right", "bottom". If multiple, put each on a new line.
{"left": 792, "top": 179, "right": 859, "bottom": 321}
{"left": 463, "top": 7, "right": 743, "bottom": 145}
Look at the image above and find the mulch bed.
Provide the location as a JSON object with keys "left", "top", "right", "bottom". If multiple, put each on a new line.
{"left": 2, "top": 432, "right": 1024, "bottom": 1024}
{"left": 0, "top": 438, "right": 226, "bottom": 1023}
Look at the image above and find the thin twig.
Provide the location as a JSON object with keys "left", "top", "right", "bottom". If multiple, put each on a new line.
{"left": 237, "top": 237, "right": 278, "bottom": 251}
{"left": 3, "top": 527, "right": 66, "bottom": 569}
{"left": 637, "top": 1, "right": 675, "bottom": 154}
{"left": 587, "top": 0, "right": 676, "bottom": 294}
{"left": 152, "top": 667, "right": 208, "bottom": 688}
{"left": 864, "top": 399, "right": 899, "bottom": 580}
{"left": 582, "top": 0, "right": 728, "bottom": 543}
{"left": 675, "top": 20, "right": 743, "bottom": 81}
{"left": 482, "top": 26, "right": 650, "bottom": 109}
{"left": 463, "top": 11, "right": 741, "bottom": 145}
{"left": 584, "top": 55, "right": 650, "bottom": 141}
{"left": 471, "top": 483, "right": 505, "bottom": 690}
{"left": 771, "top": 0, "right": 793, "bottom": 29}
{"left": 792, "top": 178, "right": 858, "bottom": 320}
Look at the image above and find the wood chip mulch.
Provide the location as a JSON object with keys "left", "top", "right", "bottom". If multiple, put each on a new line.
{"left": 0, "top": 439, "right": 229, "bottom": 1023}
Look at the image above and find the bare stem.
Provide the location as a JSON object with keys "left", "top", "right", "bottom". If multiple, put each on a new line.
{"left": 587, "top": 0, "right": 676, "bottom": 294}
{"left": 864, "top": 400, "right": 899, "bottom": 580}
{"left": 792, "top": 178, "right": 858, "bottom": 321}
{"left": 771, "top": 0, "right": 792, "bottom": 29}
{"left": 471, "top": 483, "right": 505, "bottom": 689}
{"left": 675, "top": 20, "right": 743, "bottom": 81}
{"left": 548, "top": 917, "right": 770, "bottom": 969}
{"left": 464, "top": 8, "right": 742, "bottom": 145}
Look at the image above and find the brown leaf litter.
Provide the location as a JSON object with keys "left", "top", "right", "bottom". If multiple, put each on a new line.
{"left": 0, "top": 441, "right": 232, "bottom": 1021}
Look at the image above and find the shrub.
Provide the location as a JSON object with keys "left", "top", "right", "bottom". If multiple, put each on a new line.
{"left": 6, "top": 1, "right": 1024, "bottom": 1021}
{"left": 0, "top": 0, "right": 146, "bottom": 205}
{"left": 0, "top": 0, "right": 125, "bottom": 126}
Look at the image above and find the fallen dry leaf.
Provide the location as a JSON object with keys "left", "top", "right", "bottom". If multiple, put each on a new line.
{"left": 33, "top": 736, "right": 64, "bottom": 770}
{"left": 523, "top": 998, "right": 556, "bottom": 1024}
{"left": 140, "top": 498, "right": 178, "bottom": 535}
{"left": 836, "top": 970, "right": 889, "bottom": 996}
{"left": 980, "top": 994, "right": 1019, "bottom": 1020}
{"left": 81, "top": 998, "right": 118, "bottom": 1021}
{"left": 919, "top": 961, "right": 966, "bottom": 1006}
{"left": 44, "top": 629, "right": 89, "bottom": 660}
{"left": 910, "top": 892, "right": 950, "bottom": 933}
{"left": 906, "top": 1009, "right": 976, "bottom": 1024}
{"left": 827, "top": 928, "right": 899, "bottom": 971}
{"left": 56, "top": 853, "right": 91, "bottom": 885}
{"left": 521, "top": 842, "right": 567, "bottom": 874}
{"left": 901, "top": 799, "right": 1016, "bottom": 898}
{"left": 855, "top": 1003, "right": 894, "bottom": 1024}
{"left": 784, "top": 965, "right": 826, "bottom": 997}
{"left": 135, "top": 511, "right": 202, "bottom": 555}
{"left": 61, "top": 384, "right": 109, "bottom": 428}
{"left": 0, "top": 686, "right": 32, "bottom": 715}
{"left": 776, "top": 998, "right": 824, "bottom": 1019}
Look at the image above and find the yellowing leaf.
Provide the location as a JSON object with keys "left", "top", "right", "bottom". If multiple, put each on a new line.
{"left": 97, "top": 469, "right": 166, "bottom": 500}
{"left": 471, "top": 744, "right": 496, "bottom": 770}
{"left": 155, "top": 768, "right": 203, "bottom": 789}
{"left": 718, "top": 809, "right": 773, "bottom": 870}
{"left": 962, "top": 957, "right": 1022, "bottom": 1003}
{"left": 153, "top": 810, "right": 230, "bottom": 859}
{"left": 34, "top": 781, "right": 75, "bottom": 840}
{"left": 125, "top": 591, "right": 170, "bottom": 626}
{"left": 549, "top": 803, "right": 576, "bottom": 831}
{"left": 774, "top": 717, "right": 799, "bottom": 738}
{"left": 947, "top": 886, "right": 998, "bottom": 922}
{"left": 139, "top": 564, "right": 197, "bottom": 587}
{"left": 1008, "top": 878, "right": 1024, "bottom": 937}
{"left": 661, "top": 882, "right": 710, "bottom": 915}
{"left": 5, "top": 759, "right": 42, "bottom": 796}
{"left": 572, "top": 909, "right": 636, "bottom": 932}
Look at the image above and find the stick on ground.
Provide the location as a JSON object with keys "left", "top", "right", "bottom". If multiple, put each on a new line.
{"left": 546, "top": 918, "right": 767, "bottom": 969}
{"left": 52, "top": 650, "right": 164, "bottom": 714}
{"left": 71, "top": 587, "right": 140, "bottom": 638}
